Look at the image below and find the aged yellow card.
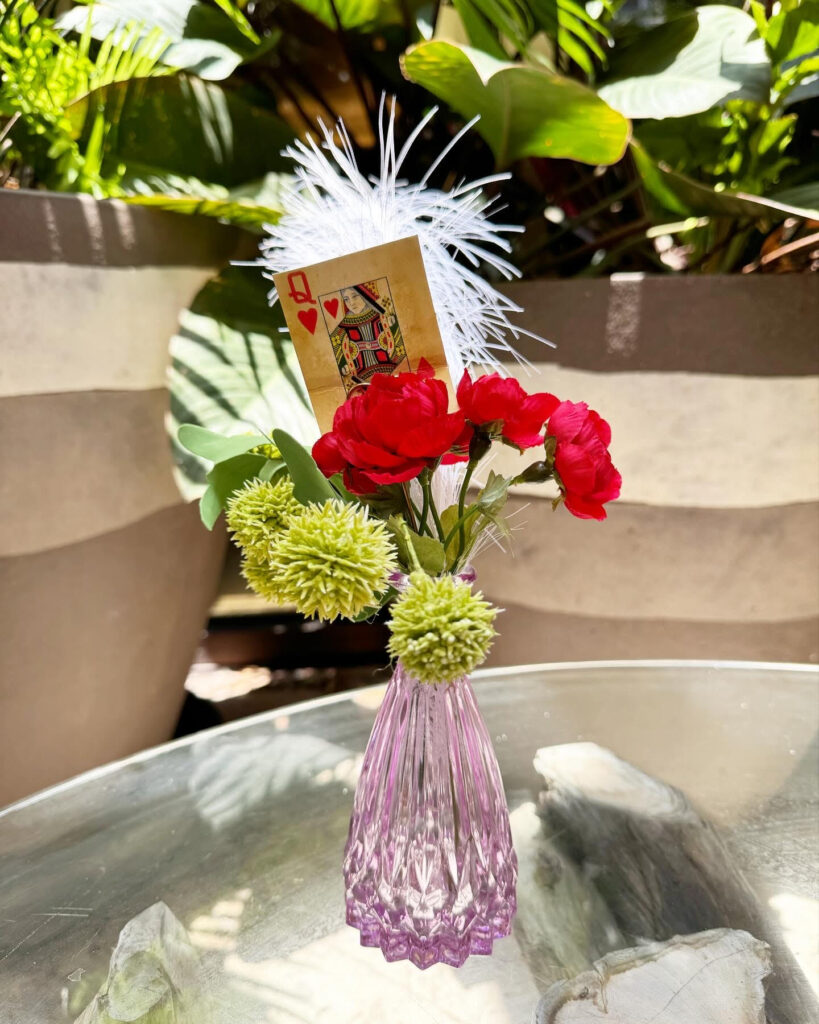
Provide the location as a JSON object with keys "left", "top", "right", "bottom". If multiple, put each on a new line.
{"left": 274, "top": 236, "right": 452, "bottom": 432}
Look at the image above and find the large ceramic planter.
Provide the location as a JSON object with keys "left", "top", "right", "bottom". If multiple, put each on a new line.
{"left": 484, "top": 273, "right": 819, "bottom": 665}
{"left": 0, "top": 191, "right": 245, "bottom": 805}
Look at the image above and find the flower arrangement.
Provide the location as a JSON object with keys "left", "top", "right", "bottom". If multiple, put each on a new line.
{"left": 178, "top": 106, "right": 621, "bottom": 970}
{"left": 181, "top": 358, "right": 619, "bottom": 676}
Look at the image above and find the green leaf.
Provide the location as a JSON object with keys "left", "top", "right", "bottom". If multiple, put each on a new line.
{"left": 387, "top": 517, "right": 447, "bottom": 575}
{"left": 124, "top": 172, "right": 289, "bottom": 229}
{"left": 168, "top": 268, "right": 317, "bottom": 501}
{"left": 475, "top": 470, "right": 511, "bottom": 514}
{"left": 401, "top": 40, "right": 630, "bottom": 167}
{"left": 66, "top": 74, "right": 294, "bottom": 187}
{"left": 632, "top": 140, "right": 819, "bottom": 220}
{"left": 207, "top": 452, "right": 267, "bottom": 508}
{"left": 57, "top": 0, "right": 259, "bottom": 80}
{"left": 178, "top": 424, "right": 268, "bottom": 461}
{"left": 272, "top": 429, "right": 336, "bottom": 506}
{"left": 770, "top": 182, "right": 819, "bottom": 213}
{"left": 766, "top": 0, "right": 819, "bottom": 70}
{"left": 598, "top": 6, "right": 770, "bottom": 119}
{"left": 289, "top": 0, "right": 420, "bottom": 32}
{"left": 199, "top": 482, "right": 223, "bottom": 529}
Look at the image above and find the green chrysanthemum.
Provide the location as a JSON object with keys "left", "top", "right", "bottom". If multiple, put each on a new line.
{"left": 241, "top": 557, "right": 291, "bottom": 605}
{"left": 226, "top": 476, "right": 302, "bottom": 563}
{"left": 388, "top": 571, "right": 498, "bottom": 684}
{"left": 268, "top": 500, "right": 397, "bottom": 621}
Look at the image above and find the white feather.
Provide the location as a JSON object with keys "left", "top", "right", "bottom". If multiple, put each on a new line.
{"left": 256, "top": 101, "right": 552, "bottom": 385}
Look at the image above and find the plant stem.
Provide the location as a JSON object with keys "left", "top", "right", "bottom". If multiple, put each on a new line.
{"left": 418, "top": 470, "right": 431, "bottom": 536}
{"left": 401, "top": 481, "right": 419, "bottom": 531}
{"left": 454, "top": 461, "right": 476, "bottom": 569}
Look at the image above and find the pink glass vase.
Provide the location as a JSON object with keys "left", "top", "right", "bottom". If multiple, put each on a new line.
{"left": 342, "top": 661, "right": 518, "bottom": 969}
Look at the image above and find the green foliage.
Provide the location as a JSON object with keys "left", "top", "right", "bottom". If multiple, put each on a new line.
{"left": 168, "top": 268, "right": 316, "bottom": 499}
{"left": 56, "top": 0, "right": 260, "bottom": 80}
{"left": 401, "top": 40, "right": 630, "bottom": 167}
{"left": 271, "top": 429, "right": 336, "bottom": 506}
{"left": 598, "top": 6, "right": 770, "bottom": 119}
{"left": 0, "top": 1, "right": 169, "bottom": 193}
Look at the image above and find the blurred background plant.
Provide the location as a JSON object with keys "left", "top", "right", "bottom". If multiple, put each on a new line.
{"left": 3, "top": 0, "right": 817, "bottom": 490}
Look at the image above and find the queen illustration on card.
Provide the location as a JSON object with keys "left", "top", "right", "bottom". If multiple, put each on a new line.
{"left": 321, "top": 278, "right": 408, "bottom": 393}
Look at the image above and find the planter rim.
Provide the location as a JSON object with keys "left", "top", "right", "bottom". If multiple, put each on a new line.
{"left": 1, "top": 186, "right": 253, "bottom": 267}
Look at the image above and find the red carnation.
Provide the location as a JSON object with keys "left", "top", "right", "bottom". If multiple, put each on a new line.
{"left": 313, "top": 361, "right": 471, "bottom": 494}
{"left": 547, "top": 401, "right": 621, "bottom": 520}
{"left": 457, "top": 370, "right": 559, "bottom": 449}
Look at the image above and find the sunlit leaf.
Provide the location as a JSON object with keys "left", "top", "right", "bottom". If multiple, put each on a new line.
{"left": 401, "top": 41, "right": 630, "bottom": 166}
{"left": 598, "top": 6, "right": 770, "bottom": 119}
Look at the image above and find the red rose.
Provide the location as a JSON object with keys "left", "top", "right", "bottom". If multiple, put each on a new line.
{"left": 457, "top": 370, "right": 559, "bottom": 449}
{"left": 547, "top": 401, "right": 621, "bottom": 520}
{"left": 313, "top": 361, "right": 472, "bottom": 494}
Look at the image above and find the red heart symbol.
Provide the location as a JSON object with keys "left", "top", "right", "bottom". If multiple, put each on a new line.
{"left": 323, "top": 298, "right": 339, "bottom": 319}
{"left": 298, "top": 308, "right": 318, "bottom": 334}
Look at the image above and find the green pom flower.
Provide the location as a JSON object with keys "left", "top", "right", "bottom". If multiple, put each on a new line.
{"left": 268, "top": 500, "right": 397, "bottom": 621}
{"left": 226, "top": 477, "right": 302, "bottom": 563}
{"left": 251, "top": 441, "right": 281, "bottom": 459}
{"left": 241, "top": 557, "right": 291, "bottom": 605}
{"left": 387, "top": 571, "right": 497, "bottom": 684}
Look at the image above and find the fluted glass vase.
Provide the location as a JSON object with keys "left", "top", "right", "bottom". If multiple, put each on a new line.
{"left": 342, "top": 661, "right": 517, "bottom": 969}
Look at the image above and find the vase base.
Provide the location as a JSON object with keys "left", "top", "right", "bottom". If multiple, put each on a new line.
{"left": 346, "top": 905, "right": 515, "bottom": 970}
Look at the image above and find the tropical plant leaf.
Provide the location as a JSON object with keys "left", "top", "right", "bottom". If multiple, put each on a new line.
{"left": 272, "top": 429, "right": 336, "bottom": 506}
{"left": 168, "top": 270, "right": 317, "bottom": 500}
{"left": 765, "top": 0, "right": 819, "bottom": 69}
{"left": 598, "top": 6, "right": 770, "bottom": 119}
{"left": 632, "top": 140, "right": 819, "bottom": 220}
{"left": 289, "top": 0, "right": 422, "bottom": 32}
{"left": 770, "top": 182, "right": 819, "bottom": 211}
{"left": 123, "top": 172, "right": 289, "bottom": 229}
{"left": 66, "top": 74, "right": 294, "bottom": 187}
{"left": 401, "top": 41, "right": 630, "bottom": 166}
{"left": 57, "top": 0, "right": 260, "bottom": 80}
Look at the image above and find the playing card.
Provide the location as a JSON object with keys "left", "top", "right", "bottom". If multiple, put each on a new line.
{"left": 274, "top": 236, "right": 452, "bottom": 432}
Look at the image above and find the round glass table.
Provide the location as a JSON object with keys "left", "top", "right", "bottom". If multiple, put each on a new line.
{"left": 1, "top": 661, "right": 817, "bottom": 1023}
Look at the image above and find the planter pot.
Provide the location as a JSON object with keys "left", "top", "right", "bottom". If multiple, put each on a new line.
{"left": 484, "top": 273, "right": 819, "bottom": 665}
{"left": 0, "top": 190, "right": 246, "bottom": 805}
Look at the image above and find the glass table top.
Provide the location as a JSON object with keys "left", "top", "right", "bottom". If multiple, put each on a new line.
{"left": 1, "top": 661, "right": 817, "bottom": 1023}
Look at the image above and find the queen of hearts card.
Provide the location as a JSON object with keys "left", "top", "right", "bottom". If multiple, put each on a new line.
{"left": 321, "top": 279, "right": 409, "bottom": 393}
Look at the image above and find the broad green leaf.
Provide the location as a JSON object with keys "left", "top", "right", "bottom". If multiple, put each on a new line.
{"left": 178, "top": 424, "right": 268, "bottom": 461}
{"left": 207, "top": 452, "right": 267, "bottom": 508}
{"left": 272, "top": 429, "right": 336, "bottom": 506}
{"left": 387, "top": 517, "right": 447, "bottom": 575}
{"left": 66, "top": 75, "right": 294, "bottom": 187}
{"left": 632, "top": 140, "right": 819, "bottom": 220}
{"left": 168, "top": 268, "right": 317, "bottom": 500}
{"left": 401, "top": 41, "right": 630, "bottom": 167}
{"left": 124, "top": 172, "right": 289, "bottom": 229}
{"left": 200, "top": 482, "right": 223, "bottom": 528}
{"left": 57, "top": 0, "right": 259, "bottom": 80}
{"left": 598, "top": 6, "right": 770, "bottom": 119}
{"left": 770, "top": 182, "right": 819, "bottom": 212}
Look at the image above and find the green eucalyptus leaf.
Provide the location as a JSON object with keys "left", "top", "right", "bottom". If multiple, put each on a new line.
{"left": 272, "top": 429, "right": 336, "bottom": 506}
{"left": 199, "top": 483, "right": 223, "bottom": 529}
{"left": 178, "top": 424, "right": 268, "bottom": 462}
{"left": 206, "top": 452, "right": 267, "bottom": 508}
{"left": 401, "top": 41, "right": 630, "bottom": 167}
{"left": 598, "top": 6, "right": 770, "bottom": 119}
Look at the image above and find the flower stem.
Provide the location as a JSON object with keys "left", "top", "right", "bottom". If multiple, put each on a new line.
{"left": 418, "top": 470, "right": 431, "bottom": 537}
{"left": 401, "top": 481, "right": 419, "bottom": 531}
{"left": 454, "top": 461, "right": 476, "bottom": 568}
